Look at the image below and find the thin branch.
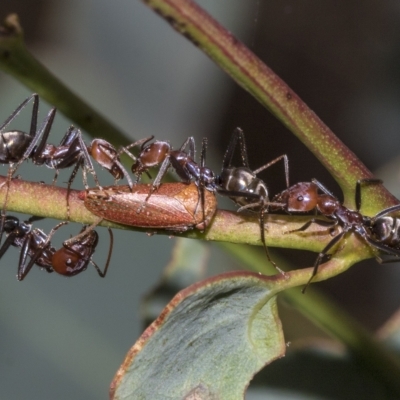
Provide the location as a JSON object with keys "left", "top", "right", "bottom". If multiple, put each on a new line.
{"left": 0, "top": 175, "right": 338, "bottom": 251}
{"left": 0, "top": 14, "right": 130, "bottom": 147}
{"left": 141, "top": 0, "right": 398, "bottom": 213}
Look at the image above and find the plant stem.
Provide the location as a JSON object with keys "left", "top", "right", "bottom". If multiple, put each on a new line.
{"left": 0, "top": 14, "right": 130, "bottom": 147}
{"left": 222, "top": 242, "right": 400, "bottom": 397}
{"left": 141, "top": 0, "right": 398, "bottom": 212}
{"left": 0, "top": 175, "right": 336, "bottom": 252}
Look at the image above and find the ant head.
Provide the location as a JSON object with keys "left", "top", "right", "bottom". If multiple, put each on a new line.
{"left": 278, "top": 182, "right": 319, "bottom": 212}
{"left": 51, "top": 247, "right": 84, "bottom": 276}
{"left": 132, "top": 141, "right": 170, "bottom": 173}
{"left": 51, "top": 229, "right": 98, "bottom": 276}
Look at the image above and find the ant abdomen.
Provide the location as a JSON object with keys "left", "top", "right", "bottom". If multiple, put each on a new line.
{"left": 370, "top": 216, "right": 400, "bottom": 247}
{"left": 88, "top": 139, "right": 125, "bottom": 180}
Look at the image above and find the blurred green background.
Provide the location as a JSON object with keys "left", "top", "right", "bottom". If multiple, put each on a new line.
{"left": 1, "top": 1, "right": 400, "bottom": 398}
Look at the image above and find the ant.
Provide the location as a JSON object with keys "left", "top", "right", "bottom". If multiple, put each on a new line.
{"left": 0, "top": 94, "right": 134, "bottom": 240}
{"left": 117, "top": 135, "right": 218, "bottom": 223}
{"left": 122, "top": 129, "right": 289, "bottom": 271}
{"left": 126, "top": 135, "right": 216, "bottom": 193}
{"left": 0, "top": 215, "right": 113, "bottom": 280}
{"left": 272, "top": 178, "right": 400, "bottom": 291}
{"left": 215, "top": 128, "right": 289, "bottom": 273}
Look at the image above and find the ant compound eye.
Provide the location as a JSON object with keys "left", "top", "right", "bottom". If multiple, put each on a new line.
{"left": 297, "top": 195, "right": 304, "bottom": 202}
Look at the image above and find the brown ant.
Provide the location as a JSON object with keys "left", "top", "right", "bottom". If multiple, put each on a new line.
{"left": 0, "top": 215, "right": 113, "bottom": 280}
{"left": 272, "top": 178, "right": 400, "bottom": 291}
{"left": 116, "top": 135, "right": 218, "bottom": 224}
{"left": 124, "top": 135, "right": 217, "bottom": 193}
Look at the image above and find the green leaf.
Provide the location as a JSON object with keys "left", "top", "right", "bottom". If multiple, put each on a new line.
{"left": 111, "top": 272, "right": 285, "bottom": 399}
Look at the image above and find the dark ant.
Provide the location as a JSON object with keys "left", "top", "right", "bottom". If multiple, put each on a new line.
{"left": 0, "top": 94, "right": 134, "bottom": 240}
{"left": 216, "top": 128, "right": 289, "bottom": 273}
{"left": 0, "top": 95, "right": 55, "bottom": 241}
{"left": 0, "top": 215, "right": 113, "bottom": 280}
{"left": 272, "top": 178, "right": 400, "bottom": 291}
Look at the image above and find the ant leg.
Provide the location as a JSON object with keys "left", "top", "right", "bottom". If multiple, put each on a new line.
{"left": 65, "top": 158, "right": 84, "bottom": 219}
{"left": 15, "top": 107, "right": 56, "bottom": 172}
{"left": 285, "top": 217, "right": 336, "bottom": 234}
{"left": 0, "top": 94, "right": 38, "bottom": 132}
{"left": 27, "top": 216, "right": 45, "bottom": 224}
{"left": 18, "top": 221, "right": 68, "bottom": 280}
{"left": 76, "top": 132, "right": 102, "bottom": 189}
{"left": 179, "top": 136, "right": 196, "bottom": 158}
{"left": 18, "top": 233, "right": 34, "bottom": 280}
{"left": 0, "top": 168, "right": 14, "bottom": 246}
{"left": 253, "top": 154, "right": 290, "bottom": 189}
{"left": 236, "top": 128, "right": 251, "bottom": 168}
{"left": 198, "top": 137, "right": 209, "bottom": 223}
{"left": 51, "top": 170, "right": 60, "bottom": 186}
{"left": 237, "top": 200, "right": 285, "bottom": 213}
{"left": 146, "top": 156, "right": 171, "bottom": 201}
{"left": 222, "top": 128, "right": 250, "bottom": 170}
{"left": 356, "top": 178, "right": 383, "bottom": 211}
{"left": 302, "top": 230, "right": 347, "bottom": 293}
{"left": 112, "top": 158, "right": 134, "bottom": 190}
{"left": 0, "top": 232, "right": 18, "bottom": 259}
{"left": 311, "top": 178, "right": 336, "bottom": 198}
{"left": 259, "top": 205, "right": 285, "bottom": 274}
{"left": 29, "top": 109, "right": 57, "bottom": 162}
{"left": 122, "top": 136, "right": 155, "bottom": 184}
{"left": 362, "top": 233, "right": 400, "bottom": 258}
{"left": 90, "top": 228, "right": 113, "bottom": 277}
{"left": 1, "top": 100, "right": 54, "bottom": 246}
{"left": 93, "top": 140, "right": 135, "bottom": 190}
{"left": 373, "top": 203, "right": 400, "bottom": 219}
{"left": 63, "top": 217, "right": 103, "bottom": 247}
{"left": 122, "top": 136, "right": 155, "bottom": 155}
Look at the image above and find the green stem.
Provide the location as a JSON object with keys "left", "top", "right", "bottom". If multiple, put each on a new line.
{"left": 222, "top": 242, "right": 400, "bottom": 397}
{"left": 2, "top": 7, "right": 399, "bottom": 394}
{"left": 141, "top": 0, "right": 397, "bottom": 213}
{"left": 0, "top": 14, "right": 130, "bottom": 147}
{"left": 0, "top": 175, "right": 340, "bottom": 253}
